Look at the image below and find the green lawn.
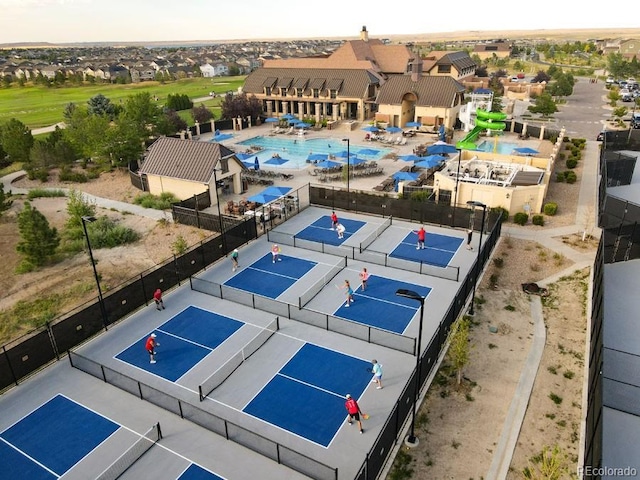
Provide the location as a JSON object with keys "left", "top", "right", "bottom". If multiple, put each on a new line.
{"left": 0, "top": 76, "right": 246, "bottom": 129}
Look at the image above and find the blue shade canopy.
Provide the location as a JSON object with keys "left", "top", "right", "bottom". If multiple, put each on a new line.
{"left": 314, "top": 160, "right": 343, "bottom": 169}
{"left": 513, "top": 147, "right": 539, "bottom": 155}
{"left": 348, "top": 157, "right": 367, "bottom": 166}
{"left": 296, "top": 122, "right": 311, "bottom": 128}
{"left": 361, "top": 125, "right": 379, "bottom": 132}
{"left": 247, "top": 193, "right": 281, "bottom": 204}
{"left": 264, "top": 117, "right": 279, "bottom": 123}
{"left": 357, "top": 148, "right": 380, "bottom": 156}
{"left": 414, "top": 155, "right": 445, "bottom": 169}
{"left": 392, "top": 171, "right": 420, "bottom": 181}
{"left": 405, "top": 121, "right": 422, "bottom": 128}
{"left": 260, "top": 186, "right": 292, "bottom": 197}
{"left": 334, "top": 150, "right": 357, "bottom": 158}
{"left": 386, "top": 126, "right": 403, "bottom": 133}
{"left": 236, "top": 152, "right": 253, "bottom": 160}
{"left": 281, "top": 113, "right": 296, "bottom": 120}
{"left": 427, "top": 142, "right": 458, "bottom": 155}
{"left": 307, "top": 153, "right": 329, "bottom": 162}
{"left": 264, "top": 157, "right": 289, "bottom": 165}
{"left": 213, "top": 133, "right": 233, "bottom": 142}
{"left": 398, "top": 154, "right": 422, "bottom": 162}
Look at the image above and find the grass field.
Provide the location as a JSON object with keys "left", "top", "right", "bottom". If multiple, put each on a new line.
{"left": 0, "top": 76, "right": 246, "bottom": 129}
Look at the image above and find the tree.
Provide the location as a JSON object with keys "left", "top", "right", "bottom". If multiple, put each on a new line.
{"left": 63, "top": 106, "right": 111, "bottom": 162}
{"left": 16, "top": 201, "right": 60, "bottom": 269}
{"left": 191, "top": 104, "right": 214, "bottom": 124}
{"left": 166, "top": 93, "right": 193, "bottom": 111}
{"left": 447, "top": 317, "right": 471, "bottom": 385}
{"left": 121, "top": 92, "right": 162, "bottom": 138}
{"left": 474, "top": 65, "right": 488, "bottom": 77}
{"left": 87, "top": 93, "right": 117, "bottom": 119}
{"left": 532, "top": 70, "right": 551, "bottom": 84}
{"left": 0, "top": 182, "right": 12, "bottom": 218}
{"left": 528, "top": 93, "right": 558, "bottom": 117}
{"left": 0, "top": 118, "right": 34, "bottom": 164}
{"left": 156, "top": 109, "right": 187, "bottom": 136}
{"left": 220, "top": 92, "right": 263, "bottom": 120}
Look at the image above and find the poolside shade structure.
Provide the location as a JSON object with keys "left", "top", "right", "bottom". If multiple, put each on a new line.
{"left": 398, "top": 154, "right": 423, "bottom": 162}
{"left": 427, "top": 142, "right": 458, "bottom": 155}
{"left": 307, "top": 153, "right": 329, "bottom": 162}
{"left": 265, "top": 157, "right": 289, "bottom": 166}
{"left": 247, "top": 186, "right": 292, "bottom": 205}
{"left": 281, "top": 113, "right": 296, "bottom": 120}
{"left": 261, "top": 186, "right": 292, "bottom": 197}
{"left": 414, "top": 155, "right": 445, "bottom": 168}
{"left": 386, "top": 126, "right": 402, "bottom": 134}
{"left": 361, "top": 125, "right": 379, "bottom": 132}
{"left": 405, "top": 121, "right": 422, "bottom": 128}
{"left": 265, "top": 117, "right": 279, "bottom": 123}
{"left": 334, "top": 150, "right": 356, "bottom": 158}
{"left": 393, "top": 171, "right": 420, "bottom": 182}
{"left": 236, "top": 152, "right": 253, "bottom": 160}
{"left": 314, "top": 160, "right": 343, "bottom": 169}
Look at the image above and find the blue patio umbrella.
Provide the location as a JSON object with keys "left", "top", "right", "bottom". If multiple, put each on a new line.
{"left": 254, "top": 156, "right": 260, "bottom": 170}
{"left": 307, "top": 153, "right": 329, "bottom": 162}
{"left": 242, "top": 161, "right": 254, "bottom": 168}
{"left": 398, "top": 154, "right": 423, "bottom": 162}
{"left": 393, "top": 171, "right": 420, "bottom": 182}
{"left": 265, "top": 157, "right": 289, "bottom": 166}
{"left": 315, "top": 159, "right": 343, "bottom": 169}
{"left": 281, "top": 113, "right": 296, "bottom": 120}
{"left": 236, "top": 152, "right": 252, "bottom": 160}
{"left": 427, "top": 142, "right": 458, "bottom": 155}
{"left": 357, "top": 148, "right": 380, "bottom": 156}
{"left": 414, "top": 155, "right": 445, "bottom": 169}
{"left": 405, "top": 121, "right": 422, "bottom": 128}
{"left": 386, "top": 126, "right": 403, "bottom": 134}
{"left": 295, "top": 122, "right": 311, "bottom": 129}
{"left": 247, "top": 193, "right": 281, "bottom": 204}
{"left": 260, "top": 186, "right": 292, "bottom": 197}
{"left": 264, "top": 117, "right": 279, "bottom": 123}
{"left": 334, "top": 150, "right": 356, "bottom": 158}
{"left": 361, "top": 125, "right": 379, "bottom": 132}
{"left": 349, "top": 157, "right": 367, "bottom": 166}
{"left": 513, "top": 147, "right": 539, "bottom": 155}
{"left": 214, "top": 133, "right": 233, "bottom": 142}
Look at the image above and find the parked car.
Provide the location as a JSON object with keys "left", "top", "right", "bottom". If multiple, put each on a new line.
{"left": 632, "top": 113, "right": 640, "bottom": 129}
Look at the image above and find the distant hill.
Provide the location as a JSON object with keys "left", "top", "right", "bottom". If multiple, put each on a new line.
{"left": 1, "top": 27, "right": 640, "bottom": 48}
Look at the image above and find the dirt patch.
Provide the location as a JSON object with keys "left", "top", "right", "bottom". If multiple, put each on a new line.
{"left": 0, "top": 170, "right": 210, "bottom": 343}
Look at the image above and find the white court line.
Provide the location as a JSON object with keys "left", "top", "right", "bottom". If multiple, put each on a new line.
{"left": 156, "top": 328, "right": 215, "bottom": 351}
{"left": 277, "top": 372, "right": 346, "bottom": 399}
{"left": 353, "top": 292, "right": 418, "bottom": 310}
{"left": 174, "top": 462, "right": 229, "bottom": 480}
{"left": 0, "top": 437, "right": 61, "bottom": 478}
{"left": 303, "top": 224, "right": 358, "bottom": 235}
{"left": 246, "top": 265, "right": 300, "bottom": 280}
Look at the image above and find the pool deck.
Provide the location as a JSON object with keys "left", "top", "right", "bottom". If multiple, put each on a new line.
{"left": 200, "top": 122, "right": 547, "bottom": 206}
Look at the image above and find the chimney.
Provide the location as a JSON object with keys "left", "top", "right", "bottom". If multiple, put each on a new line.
{"left": 360, "top": 26, "right": 369, "bottom": 42}
{"left": 410, "top": 59, "right": 423, "bottom": 82}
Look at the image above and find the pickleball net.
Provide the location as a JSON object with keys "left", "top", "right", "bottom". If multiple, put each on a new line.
{"left": 95, "top": 422, "right": 162, "bottom": 480}
{"left": 359, "top": 215, "right": 392, "bottom": 253}
{"left": 198, "top": 318, "right": 279, "bottom": 401}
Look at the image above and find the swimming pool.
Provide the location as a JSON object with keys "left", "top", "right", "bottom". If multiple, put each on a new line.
{"left": 476, "top": 140, "right": 520, "bottom": 155}
{"left": 235, "top": 136, "right": 392, "bottom": 169}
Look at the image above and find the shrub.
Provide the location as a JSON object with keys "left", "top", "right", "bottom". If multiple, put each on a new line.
{"left": 565, "top": 171, "right": 577, "bottom": 184}
{"left": 493, "top": 257, "right": 505, "bottom": 268}
{"left": 410, "top": 190, "right": 431, "bottom": 202}
{"left": 27, "top": 189, "right": 66, "bottom": 199}
{"left": 133, "top": 192, "right": 179, "bottom": 210}
{"left": 556, "top": 171, "right": 566, "bottom": 182}
{"left": 59, "top": 168, "right": 88, "bottom": 183}
{"left": 558, "top": 152, "right": 565, "bottom": 161}
{"left": 514, "top": 212, "right": 528, "bottom": 225}
{"left": 532, "top": 215, "right": 545, "bottom": 226}
{"left": 490, "top": 206, "right": 509, "bottom": 222}
{"left": 543, "top": 202, "right": 558, "bottom": 216}
{"left": 565, "top": 158, "right": 578, "bottom": 169}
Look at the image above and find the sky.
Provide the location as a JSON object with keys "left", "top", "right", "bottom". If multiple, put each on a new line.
{"left": 0, "top": 0, "right": 637, "bottom": 44}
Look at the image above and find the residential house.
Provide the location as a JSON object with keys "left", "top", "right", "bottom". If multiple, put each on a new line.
{"left": 130, "top": 66, "right": 156, "bottom": 83}
{"left": 421, "top": 51, "right": 477, "bottom": 82}
{"left": 137, "top": 137, "right": 247, "bottom": 208}
{"left": 619, "top": 38, "right": 640, "bottom": 60}
{"left": 472, "top": 41, "right": 512, "bottom": 61}
{"left": 199, "top": 63, "right": 217, "bottom": 78}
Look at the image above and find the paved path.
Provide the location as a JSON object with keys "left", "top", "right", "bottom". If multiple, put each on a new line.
{"left": 1, "top": 170, "right": 171, "bottom": 222}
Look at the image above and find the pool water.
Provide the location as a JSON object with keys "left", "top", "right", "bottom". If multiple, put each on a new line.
{"left": 236, "top": 136, "right": 392, "bottom": 169}
{"left": 476, "top": 140, "right": 520, "bottom": 155}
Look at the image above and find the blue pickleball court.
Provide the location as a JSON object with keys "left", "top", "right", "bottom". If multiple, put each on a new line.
{"left": 390, "top": 231, "right": 463, "bottom": 267}
{"left": 115, "top": 306, "right": 243, "bottom": 382}
{"left": 243, "top": 343, "right": 371, "bottom": 447}
{"left": 333, "top": 275, "right": 431, "bottom": 333}
{"left": 224, "top": 253, "right": 316, "bottom": 298}
{"left": 294, "top": 215, "right": 366, "bottom": 246}
{"left": 0, "top": 394, "right": 119, "bottom": 480}
{"left": 178, "top": 463, "right": 224, "bottom": 480}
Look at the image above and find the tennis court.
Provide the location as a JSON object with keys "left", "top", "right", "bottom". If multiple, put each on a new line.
{"left": 333, "top": 275, "right": 431, "bottom": 334}
{"left": 243, "top": 343, "right": 372, "bottom": 447}
{"left": 294, "top": 215, "right": 366, "bottom": 246}
{"left": 115, "top": 306, "right": 244, "bottom": 382}
{"left": 224, "top": 252, "right": 317, "bottom": 298}
{"left": 390, "top": 231, "right": 464, "bottom": 267}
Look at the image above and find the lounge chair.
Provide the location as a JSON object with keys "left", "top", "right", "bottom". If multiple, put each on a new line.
{"left": 394, "top": 137, "right": 402, "bottom": 145}
{"left": 399, "top": 137, "right": 407, "bottom": 146}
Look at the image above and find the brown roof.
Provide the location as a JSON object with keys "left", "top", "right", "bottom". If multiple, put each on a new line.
{"left": 262, "top": 39, "right": 414, "bottom": 76}
{"left": 244, "top": 68, "right": 379, "bottom": 98}
{"left": 140, "top": 137, "right": 237, "bottom": 183}
{"left": 376, "top": 75, "right": 465, "bottom": 107}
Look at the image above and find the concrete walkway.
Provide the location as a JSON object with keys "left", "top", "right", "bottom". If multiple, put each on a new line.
{"left": 486, "top": 141, "right": 599, "bottom": 479}
{"left": 1, "top": 170, "right": 171, "bottom": 222}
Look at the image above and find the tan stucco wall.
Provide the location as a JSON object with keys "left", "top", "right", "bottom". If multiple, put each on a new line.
{"left": 146, "top": 175, "right": 208, "bottom": 201}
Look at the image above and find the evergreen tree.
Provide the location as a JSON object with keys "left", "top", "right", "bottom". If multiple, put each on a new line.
{"left": 16, "top": 202, "right": 60, "bottom": 268}
{"left": 0, "top": 183, "right": 12, "bottom": 217}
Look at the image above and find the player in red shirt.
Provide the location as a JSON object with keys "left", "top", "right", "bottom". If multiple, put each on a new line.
{"left": 153, "top": 288, "right": 165, "bottom": 310}
{"left": 330, "top": 211, "right": 338, "bottom": 230}
{"left": 413, "top": 226, "right": 426, "bottom": 250}
{"left": 145, "top": 333, "right": 160, "bottom": 364}
{"left": 345, "top": 394, "right": 364, "bottom": 433}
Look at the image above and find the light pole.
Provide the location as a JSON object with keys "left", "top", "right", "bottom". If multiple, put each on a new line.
{"left": 212, "top": 167, "right": 227, "bottom": 253}
{"left": 81, "top": 216, "right": 108, "bottom": 330}
{"left": 342, "top": 138, "right": 350, "bottom": 195}
{"left": 466, "top": 201, "right": 487, "bottom": 316}
{"left": 395, "top": 288, "right": 426, "bottom": 447}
